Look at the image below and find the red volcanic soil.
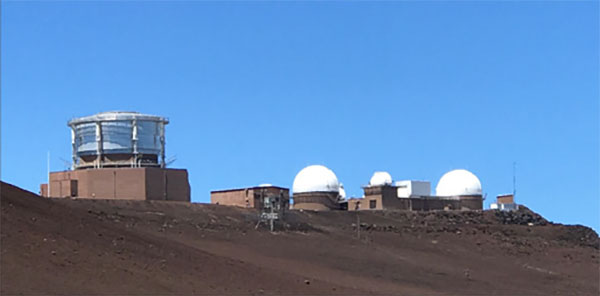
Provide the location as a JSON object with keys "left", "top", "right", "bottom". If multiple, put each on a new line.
{"left": 1, "top": 181, "right": 598, "bottom": 295}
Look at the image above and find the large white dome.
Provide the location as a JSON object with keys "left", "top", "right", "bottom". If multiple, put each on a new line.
{"left": 292, "top": 165, "right": 340, "bottom": 194}
{"left": 369, "top": 171, "right": 393, "bottom": 186}
{"left": 436, "top": 169, "right": 482, "bottom": 197}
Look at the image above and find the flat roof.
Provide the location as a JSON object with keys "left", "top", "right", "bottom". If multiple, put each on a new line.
{"left": 395, "top": 180, "right": 431, "bottom": 183}
{"left": 497, "top": 193, "right": 514, "bottom": 197}
{"left": 211, "top": 185, "right": 289, "bottom": 193}
{"left": 68, "top": 111, "right": 169, "bottom": 126}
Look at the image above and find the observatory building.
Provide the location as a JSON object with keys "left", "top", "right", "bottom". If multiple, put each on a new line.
{"left": 211, "top": 184, "right": 289, "bottom": 210}
{"left": 349, "top": 171, "right": 432, "bottom": 211}
{"left": 348, "top": 169, "right": 483, "bottom": 211}
{"left": 435, "top": 169, "right": 484, "bottom": 210}
{"left": 292, "top": 165, "right": 344, "bottom": 211}
{"left": 40, "top": 111, "right": 190, "bottom": 201}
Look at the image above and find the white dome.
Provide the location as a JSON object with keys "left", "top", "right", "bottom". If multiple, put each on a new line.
{"left": 369, "top": 171, "right": 393, "bottom": 186}
{"left": 338, "top": 183, "right": 346, "bottom": 200}
{"left": 436, "top": 169, "right": 482, "bottom": 197}
{"left": 292, "top": 165, "right": 340, "bottom": 194}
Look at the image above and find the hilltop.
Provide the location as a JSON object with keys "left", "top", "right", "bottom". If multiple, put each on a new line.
{"left": 1, "top": 181, "right": 598, "bottom": 295}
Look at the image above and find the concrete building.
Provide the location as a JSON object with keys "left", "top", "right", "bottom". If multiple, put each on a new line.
{"left": 292, "top": 165, "right": 343, "bottom": 211}
{"left": 211, "top": 185, "right": 289, "bottom": 210}
{"left": 40, "top": 111, "right": 190, "bottom": 201}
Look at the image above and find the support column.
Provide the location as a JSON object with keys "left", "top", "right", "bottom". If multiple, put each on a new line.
{"left": 159, "top": 122, "right": 165, "bottom": 168}
{"left": 132, "top": 119, "right": 138, "bottom": 167}
{"left": 95, "top": 122, "right": 103, "bottom": 168}
{"left": 71, "top": 128, "right": 77, "bottom": 170}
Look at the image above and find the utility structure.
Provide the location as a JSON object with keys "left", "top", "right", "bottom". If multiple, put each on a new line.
{"left": 40, "top": 111, "right": 190, "bottom": 201}
{"left": 355, "top": 200, "right": 361, "bottom": 239}
{"left": 253, "top": 187, "right": 287, "bottom": 232}
{"left": 257, "top": 195, "right": 283, "bottom": 232}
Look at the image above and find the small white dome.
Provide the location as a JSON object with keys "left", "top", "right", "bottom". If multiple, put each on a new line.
{"left": 369, "top": 171, "right": 393, "bottom": 186}
{"left": 436, "top": 169, "right": 482, "bottom": 197}
{"left": 292, "top": 165, "right": 340, "bottom": 194}
{"left": 338, "top": 183, "right": 346, "bottom": 200}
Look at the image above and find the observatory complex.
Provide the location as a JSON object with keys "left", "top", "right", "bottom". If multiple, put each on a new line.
{"left": 36, "top": 111, "right": 498, "bottom": 211}
{"left": 40, "top": 111, "right": 190, "bottom": 201}
{"left": 212, "top": 165, "right": 488, "bottom": 212}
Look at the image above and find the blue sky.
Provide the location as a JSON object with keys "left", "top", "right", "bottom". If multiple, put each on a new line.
{"left": 2, "top": 2, "right": 598, "bottom": 231}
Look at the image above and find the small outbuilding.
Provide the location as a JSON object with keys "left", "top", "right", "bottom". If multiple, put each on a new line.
{"left": 210, "top": 185, "right": 289, "bottom": 210}
{"left": 490, "top": 193, "right": 519, "bottom": 211}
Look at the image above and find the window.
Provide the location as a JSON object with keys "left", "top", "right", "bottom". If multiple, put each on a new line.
{"left": 369, "top": 200, "right": 377, "bottom": 209}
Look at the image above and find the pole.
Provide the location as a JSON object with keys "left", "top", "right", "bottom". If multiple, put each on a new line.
{"left": 270, "top": 201, "right": 274, "bottom": 232}
{"left": 357, "top": 212, "right": 360, "bottom": 240}
{"left": 47, "top": 151, "right": 50, "bottom": 197}
{"left": 355, "top": 201, "right": 360, "bottom": 240}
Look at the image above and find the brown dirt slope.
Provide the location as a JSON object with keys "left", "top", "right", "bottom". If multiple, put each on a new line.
{"left": 1, "top": 181, "right": 598, "bottom": 295}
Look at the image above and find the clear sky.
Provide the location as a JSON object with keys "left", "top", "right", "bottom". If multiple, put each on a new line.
{"left": 1, "top": 1, "right": 598, "bottom": 231}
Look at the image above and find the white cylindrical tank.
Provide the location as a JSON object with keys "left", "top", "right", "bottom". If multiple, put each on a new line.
{"left": 292, "top": 165, "right": 340, "bottom": 194}
{"left": 369, "top": 171, "right": 393, "bottom": 186}
{"left": 68, "top": 111, "right": 169, "bottom": 169}
{"left": 435, "top": 169, "right": 482, "bottom": 197}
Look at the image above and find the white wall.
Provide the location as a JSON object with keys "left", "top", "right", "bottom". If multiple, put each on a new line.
{"left": 396, "top": 180, "right": 431, "bottom": 198}
{"left": 411, "top": 181, "right": 431, "bottom": 196}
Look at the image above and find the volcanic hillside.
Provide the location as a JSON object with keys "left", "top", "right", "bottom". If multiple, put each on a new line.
{"left": 1, "top": 181, "right": 598, "bottom": 295}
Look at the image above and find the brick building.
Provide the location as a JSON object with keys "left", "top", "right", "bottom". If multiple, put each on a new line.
{"left": 210, "top": 185, "right": 289, "bottom": 210}
{"left": 40, "top": 111, "right": 190, "bottom": 202}
{"left": 41, "top": 167, "right": 189, "bottom": 201}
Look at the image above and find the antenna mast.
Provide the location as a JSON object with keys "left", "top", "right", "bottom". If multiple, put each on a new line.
{"left": 513, "top": 162, "right": 517, "bottom": 198}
